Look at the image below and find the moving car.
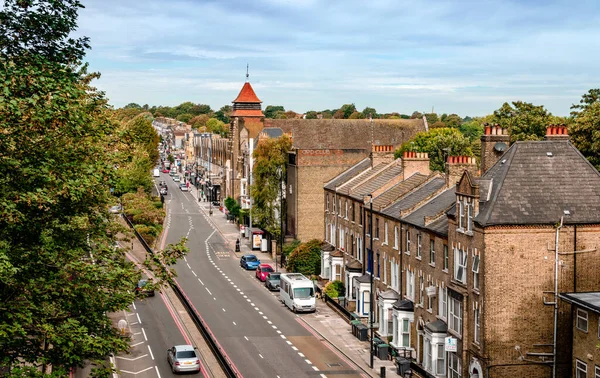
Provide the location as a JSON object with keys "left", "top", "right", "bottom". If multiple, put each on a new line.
{"left": 135, "top": 279, "right": 155, "bottom": 297}
{"left": 153, "top": 168, "right": 160, "bottom": 177}
{"left": 162, "top": 168, "right": 169, "bottom": 173}
{"left": 160, "top": 187, "right": 168, "bottom": 195}
{"left": 179, "top": 183, "right": 188, "bottom": 192}
{"left": 159, "top": 180, "right": 167, "bottom": 188}
{"left": 240, "top": 254, "right": 260, "bottom": 270}
{"left": 256, "top": 264, "right": 274, "bottom": 282}
{"left": 167, "top": 345, "right": 201, "bottom": 374}
{"left": 173, "top": 175, "right": 181, "bottom": 182}
{"left": 280, "top": 273, "right": 316, "bottom": 313}
{"left": 265, "top": 272, "right": 281, "bottom": 291}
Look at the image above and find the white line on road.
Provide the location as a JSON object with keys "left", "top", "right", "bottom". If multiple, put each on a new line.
{"left": 292, "top": 346, "right": 298, "bottom": 351}
{"left": 192, "top": 270, "right": 197, "bottom": 277}
{"left": 184, "top": 256, "right": 187, "bottom": 262}
{"left": 132, "top": 302, "right": 136, "bottom": 310}
{"left": 259, "top": 354, "right": 264, "bottom": 359}
{"left": 222, "top": 308, "right": 226, "bottom": 312}
{"left": 272, "top": 325, "right": 277, "bottom": 329}
{"left": 116, "top": 354, "right": 148, "bottom": 361}
{"left": 259, "top": 311, "right": 263, "bottom": 315}
{"left": 120, "top": 367, "right": 154, "bottom": 374}
{"left": 206, "top": 288, "right": 212, "bottom": 295}
{"left": 286, "top": 341, "right": 292, "bottom": 345}
{"left": 305, "top": 359, "right": 312, "bottom": 365}
{"left": 320, "top": 374, "right": 327, "bottom": 378}
{"left": 233, "top": 321, "right": 237, "bottom": 326}
{"left": 148, "top": 345, "right": 154, "bottom": 360}
{"left": 280, "top": 335, "right": 286, "bottom": 339}
{"left": 298, "top": 353, "right": 305, "bottom": 357}
{"left": 155, "top": 366, "right": 162, "bottom": 378}
{"left": 142, "top": 328, "right": 147, "bottom": 341}
{"left": 244, "top": 336, "right": 249, "bottom": 341}
{"left": 131, "top": 341, "right": 145, "bottom": 347}
{"left": 136, "top": 313, "right": 141, "bottom": 324}
{"left": 198, "top": 278, "right": 204, "bottom": 285}
{"left": 186, "top": 263, "right": 191, "bottom": 269}
{"left": 312, "top": 366, "right": 319, "bottom": 371}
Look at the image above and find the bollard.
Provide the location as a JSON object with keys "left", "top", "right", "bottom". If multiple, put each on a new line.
{"left": 380, "top": 366, "right": 386, "bottom": 378}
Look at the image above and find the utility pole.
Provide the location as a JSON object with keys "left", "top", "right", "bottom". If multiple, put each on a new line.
{"left": 368, "top": 193, "right": 374, "bottom": 369}
{"left": 248, "top": 138, "right": 254, "bottom": 239}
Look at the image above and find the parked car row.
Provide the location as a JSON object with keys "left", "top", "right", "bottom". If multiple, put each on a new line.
{"left": 239, "top": 254, "right": 281, "bottom": 291}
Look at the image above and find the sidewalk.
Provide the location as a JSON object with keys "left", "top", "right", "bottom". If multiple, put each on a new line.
{"left": 187, "top": 189, "right": 397, "bottom": 377}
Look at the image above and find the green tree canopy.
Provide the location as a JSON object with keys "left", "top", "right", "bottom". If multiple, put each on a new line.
{"left": 264, "top": 105, "right": 285, "bottom": 119}
{"left": 490, "top": 101, "right": 567, "bottom": 142}
{"left": 176, "top": 113, "right": 194, "bottom": 124}
{"left": 570, "top": 90, "right": 600, "bottom": 170}
{"left": 251, "top": 135, "right": 292, "bottom": 240}
{"left": 214, "top": 105, "right": 232, "bottom": 124}
{"left": 444, "top": 114, "right": 463, "bottom": 128}
{"left": 362, "top": 107, "right": 377, "bottom": 119}
{"left": 571, "top": 88, "right": 600, "bottom": 116}
{"left": 305, "top": 111, "right": 318, "bottom": 119}
{"left": 286, "top": 239, "right": 323, "bottom": 277}
{"left": 206, "top": 118, "right": 228, "bottom": 137}
{"left": 124, "top": 103, "right": 142, "bottom": 109}
{"left": 394, "top": 128, "right": 473, "bottom": 172}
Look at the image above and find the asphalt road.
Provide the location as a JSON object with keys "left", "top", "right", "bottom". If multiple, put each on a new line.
{"left": 157, "top": 173, "right": 361, "bottom": 378}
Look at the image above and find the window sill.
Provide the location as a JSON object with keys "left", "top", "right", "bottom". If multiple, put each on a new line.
{"left": 442, "top": 269, "right": 449, "bottom": 274}
{"left": 447, "top": 329, "right": 462, "bottom": 340}
{"left": 436, "top": 315, "right": 447, "bottom": 322}
{"left": 415, "top": 256, "right": 422, "bottom": 261}
{"left": 405, "top": 252, "right": 410, "bottom": 256}
{"left": 429, "top": 263, "right": 436, "bottom": 268}
{"left": 473, "top": 288, "right": 480, "bottom": 296}
{"left": 393, "top": 246, "right": 399, "bottom": 250}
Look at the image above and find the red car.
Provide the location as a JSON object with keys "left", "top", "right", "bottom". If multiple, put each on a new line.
{"left": 255, "top": 264, "right": 274, "bottom": 281}
{"left": 162, "top": 168, "right": 169, "bottom": 173}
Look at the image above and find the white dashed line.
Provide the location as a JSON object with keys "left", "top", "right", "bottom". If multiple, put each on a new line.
{"left": 259, "top": 354, "right": 264, "bottom": 359}
{"left": 141, "top": 328, "right": 147, "bottom": 341}
{"left": 233, "top": 321, "right": 237, "bottom": 326}
{"left": 244, "top": 336, "right": 249, "bottom": 341}
{"left": 305, "top": 359, "right": 312, "bottom": 365}
{"left": 312, "top": 366, "right": 319, "bottom": 371}
{"left": 222, "top": 308, "right": 226, "bottom": 312}
{"left": 206, "top": 288, "right": 212, "bottom": 295}
{"left": 280, "top": 335, "right": 286, "bottom": 339}
{"left": 286, "top": 341, "right": 292, "bottom": 345}
{"left": 198, "top": 279, "right": 204, "bottom": 285}
{"left": 292, "top": 346, "right": 298, "bottom": 351}
{"left": 148, "top": 345, "right": 154, "bottom": 360}
{"left": 136, "top": 313, "right": 141, "bottom": 324}
{"left": 192, "top": 271, "right": 197, "bottom": 277}
{"left": 186, "top": 263, "right": 191, "bottom": 269}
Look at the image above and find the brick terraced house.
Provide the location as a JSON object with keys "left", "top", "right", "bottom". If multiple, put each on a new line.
{"left": 322, "top": 125, "right": 600, "bottom": 378}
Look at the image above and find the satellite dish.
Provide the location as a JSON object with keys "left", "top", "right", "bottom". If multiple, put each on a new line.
{"left": 494, "top": 142, "right": 507, "bottom": 152}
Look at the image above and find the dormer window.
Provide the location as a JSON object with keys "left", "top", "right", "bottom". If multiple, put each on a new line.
{"left": 458, "top": 196, "right": 474, "bottom": 235}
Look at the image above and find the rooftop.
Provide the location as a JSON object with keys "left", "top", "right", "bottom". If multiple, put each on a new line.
{"left": 560, "top": 292, "right": 600, "bottom": 314}
{"left": 232, "top": 82, "right": 262, "bottom": 103}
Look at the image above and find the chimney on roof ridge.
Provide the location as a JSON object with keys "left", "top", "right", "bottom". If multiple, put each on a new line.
{"left": 402, "top": 151, "right": 430, "bottom": 180}
{"left": 446, "top": 155, "right": 478, "bottom": 188}
{"left": 371, "top": 144, "right": 395, "bottom": 166}
{"left": 545, "top": 124, "right": 570, "bottom": 141}
{"left": 480, "top": 123, "right": 510, "bottom": 174}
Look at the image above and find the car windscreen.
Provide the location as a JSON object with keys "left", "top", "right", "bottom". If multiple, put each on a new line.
{"left": 246, "top": 256, "right": 257, "bottom": 262}
{"left": 262, "top": 267, "right": 274, "bottom": 272}
{"left": 269, "top": 274, "right": 281, "bottom": 280}
{"left": 293, "top": 287, "right": 314, "bottom": 299}
{"left": 176, "top": 351, "right": 196, "bottom": 358}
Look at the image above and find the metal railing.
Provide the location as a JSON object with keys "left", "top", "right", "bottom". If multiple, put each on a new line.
{"left": 122, "top": 214, "right": 240, "bottom": 378}
{"left": 323, "top": 293, "right": 354, "bottom": 322}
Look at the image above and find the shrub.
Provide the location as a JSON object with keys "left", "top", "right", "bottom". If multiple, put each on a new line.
{"left": 324, "top": 280, "right": 345, "bottom": 298}
{"left": 283, "top": 239, "right": 301, "bottom": 257}
{"left": 286, "top": 239, "right": 323, "bottom": 276}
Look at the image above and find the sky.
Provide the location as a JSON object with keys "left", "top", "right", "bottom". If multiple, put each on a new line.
{"left": 77, "top": 0, "right": 600, "bottom": 116}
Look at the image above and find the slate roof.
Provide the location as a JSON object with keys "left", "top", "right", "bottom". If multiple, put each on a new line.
{"left": 379, "top": 289, "right": 400, "bottom": 300}
{"left": 337, "top": 163, "right": 388, "bottom": 196}
{"left": 261, "top": 127, "right": 283, "bottom": 139}
{"left": 402, "top": 188, "right": 455, "bottom": 236}
{"left": 345, "top": 259, "right": 363, "bottom": 271}
{"left": 325, "top": 158, "right": 372, "bottom": 191}
{"left": 382, "top": 177, "right": 446, "bottom": 220}
{"left": 475, "top": 140, "right": 600, "bottom": 226}
{"left": 559, "top": 292, "right": 600, "bottom": 314}
{"left": 425, "top": 319, "right": 448, "bottom": 333}
{"left": 355, "top": 274, "right": 372, "bottom": 283}
{"left": 349, "top": 163, "right": 404, "bottom": 200}
{"left": 393, "top": 299, "right": 414, "bottom": 311}
{"left": 373, "top": 173, "right": 429, "bottom": 209}
{"left": 232, "top": 82, "right": 262, "bottom": 103}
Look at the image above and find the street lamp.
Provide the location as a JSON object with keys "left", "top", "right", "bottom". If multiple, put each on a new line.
{"left": 367, "top": 193, "right": 374, "bottom": 369}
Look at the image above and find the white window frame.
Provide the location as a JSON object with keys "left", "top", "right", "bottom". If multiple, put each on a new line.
{"left": 577, "top": 308, "right": 589, "bottom": 332}
{"left": 384, "top": 222, "right": 388, "bottom": 245}
{"left": 436, "top": 343, "right": 446, "bottom": 375}
{"left": 576, "top": 359, "right": 587, "bottom": 378}
{"left": 383, "top": 254, "right": 387, "bottom": 284}
{"left": 405, "top": 230, "right": 411, "bottom": 254}
{"left": 339, "top": 228, "right": 345, "bottom": 251}
{"left": 443, "top": 244, "right": 449, "bottom": 271}
{"left": 595, "top": 365, "right": 600, "bottom": 378}
{"left": 427, "top": 281, "right": 433, "bottom": 312}
{"left": 458, "top": 197, "right": 465, "bottom": 231}
{"left": 345, "top": 200, "right": 348, "bottom": 219}
{"left": 430, "top": 239, "right": 435, "bottom": 266}
{"left": 438, "top": 287, "right": 447, "bottom": 320}
{"left": 454, "top": 247, "right": 467, "bottom": 285}
{"left": 416, "top": 234, "right": 422, "bottom": 259}
{"left": 467, "top": 197, "right": 473, "bottom": 233}
{"left": 406, "top": 270, "right": 415, "bottom": 300}
{"left": 357, "top": 237, "right": 363, "bottom": 263}
{"left": 326, "top": 194, "right": 329, "bottom": 212}
{"left": 400, "top": 317, "right": 411, "bottom": 348}
{"left": 449, "top": 296, "right": 462, "bottom": 335}
{"left": 474, "top": 306, "right": 480, "bottom": 344}
{"left": 473, "top": 254, "right": 480, "bottom": 290}
{"left": 419, "top": 276, "right": 424, "bottom": 307}
{"left": 394, "top": 226, "right": 399, "bottom": 250}
{"left": 448, "top": 353, "right": 462, "bottom": 378}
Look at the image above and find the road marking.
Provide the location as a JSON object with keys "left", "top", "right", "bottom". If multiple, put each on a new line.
{"left": 259, "top": 354, "right": 264, "bottom": 359}
{"left": 259, "top": 311, "right": 263, "bottom": 315}
{"left": 132, "top": 302, "right": 136, "bottom": 310}
{"left": 120, "top": 367, "right": 154, "bottom": 374}
{"left": 305, "top": 359, "right": 312, "bottom": 365}
{"left": 277, "top": 330, "right": 282, "bottom": 334}
{"left": 286, "top": 341, "right": 292, "bottom": 345}
{"left": 142, "top": 328, "right": 147, "bottom": 341}
{"left": 130, "top": 322, "right": 138, "bottom": 325}
{"left": 312, "top": 366, "right": 319, "bottom": 371}
{"left": 298, "top": 352, "right": 305, "bottom": 357}
{"left": 148, "top": 345, "right": 154, "bottom": 360}
{"left": 198, "top": 278, "right": 204, "bottom": 285}
{"left": 136, "top": 313, "right": 141, "bottom": 324}
{"left": 292, "top": 346, "right": 298, "bottom": 351}
{"left": 222, "top": 308, "right": 226, "bottom": 312}
{"left": 206, "top": 288, "right": 212, "bottom": 295}
{"left": 192, "top": 270, "right": 197, "bottom": 277}
{"left": 186, "top": 263, "right": 191, "bottom": 269}
{"left": 263, "top": 316, "right": 268, "bottom": 320}
{"left": 267, "top": 320, "right": 272, "bottom": 324}
{"left": 116, "top": 354, "right": 148, "bottom": 361}
{"left": 131, "top": 341, "right": 145, "bottom": 347}
{"left": 272, "top": 325, "right": 277, "bottom": 329}
{"left": 214, "top": 297, "right": 216, "bottom": 300}
{"left": 281, "top": 335, "right": 286, "bottom": 339}
{"left": 233, "top": 321, "right": 237, "bottom": 326}
{"left": 184, "top": 256, "right": 187, "bottom": 262}
{"left": 244, "top": 336, "right": 249, "bottom": 341}
{"left": 156, "top": 366, "right": 162, "bottom": 378}
{"left": 320, "top": 374, "right": 326, "bottom": 378}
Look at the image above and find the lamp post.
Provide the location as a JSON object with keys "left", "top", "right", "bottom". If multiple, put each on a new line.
{"left": 367, "top": 193, "right": 374, "bottom": 369}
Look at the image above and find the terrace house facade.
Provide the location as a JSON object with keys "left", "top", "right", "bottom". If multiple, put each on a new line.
{"left": 322, "top": 125, "right": 600, "bottom": 378}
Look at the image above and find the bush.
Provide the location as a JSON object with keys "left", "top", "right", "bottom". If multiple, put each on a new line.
{"left": 283, "top": 239, "right": 301, "bottom": 257}
{"left": 324, "top": 280, "right": 345, "bottom": 298}
{"left": 286, "top": 239, "right": 323, "bottom": 276}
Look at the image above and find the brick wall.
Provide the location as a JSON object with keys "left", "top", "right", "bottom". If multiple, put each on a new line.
{"left": 571, "top": 304, "right": 600, "bottom": 378}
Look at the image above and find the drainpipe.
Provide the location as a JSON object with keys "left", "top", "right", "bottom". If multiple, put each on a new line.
{"left": 552, "top": 216, "right": 564, "bottom": 378}
{"left": 573, "top": 225, "right": 577, "bottom": 292}
{"left": 368, "top": 193, "right": 374, "bottom": 369}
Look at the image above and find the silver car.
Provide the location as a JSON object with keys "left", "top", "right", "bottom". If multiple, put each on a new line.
{"left": 167, "top": 345, "right": 201, "bottom": 374}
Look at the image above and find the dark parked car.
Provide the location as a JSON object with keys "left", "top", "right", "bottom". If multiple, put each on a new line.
{"left": 135, "top": 279, "right": 155, "bottom": 297}
{"left": 240, "top": 254, "right": 260, "bottom": 270}
{"left": 265, "top": 272, "right": 281, "bottom": 291}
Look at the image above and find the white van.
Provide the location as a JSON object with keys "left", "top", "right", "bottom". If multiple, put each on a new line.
{"left": 279, "top": 273, "right": 316, "bottom": 313}
{"left": 153, "top": 168, "right": 160, "bottom": 177}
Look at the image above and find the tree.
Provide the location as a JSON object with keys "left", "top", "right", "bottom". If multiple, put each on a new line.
{"left": 286, "top": 239, "right": 323, "bottom": 277}
{"left": 491, "top": 101, "right": 557, "bottom": 141}
{"left": 190, "top": 114, "right": 210, "bottom": 129}
{"left": 339, "top": 103, "right": 357, "bottom": 119}
{"left": 424, "top": 113, "right": 439, "bottom": 124}
{"left": 348, "top": 111, "right": 365, "bottom": 119}
{"left": 362, "top": 107, "right": 377, "bottom": 119}
{"left": 0, "top": 1, "right": 186, "bottom": 375}
{"left": 124, "top": 103, "right": 142, "bottom": 109}
{"left": 410, "top": 111, "right": 423, "bottom": 119}
{"left": 251, "top": 135, "right": 292, "bottom": 241}
{"left": 206, "top": 118, "right": 228, "bottom": 137}
{"left": 570, "top": 90, "right": 600, "bottom": 170}
{"left": 333, "top": 109, "right": 345, "bottom": 119}
{"left": 214, "top": 105, "right": 231, "bottom": 124}
{"left": 176, "top": 113, "right": 194, "bottom": 124}
{"left": 444, "top": 114, "right": 463, "bottom": 129}
{"left": 284, "top": 110, "right": 298, "bottom": 119}
{"left": 394, "top": 128, "right": 473, "bottom": 172}
{"left": 571, "top": 88, "right": 600, "bottom": 116}
{"left": 264, "top": 105, "right": 285, "bottom": 119}
{"left": 190, "top": 104, "right": 212, "bottom": 115}
{"left": 305, "top": 111, "right": 318, "bottom": 119}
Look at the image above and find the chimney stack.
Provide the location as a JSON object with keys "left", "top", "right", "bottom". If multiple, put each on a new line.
{"left": 480, "top": 123, "right": 510, "bottom": 173}
{"left": 402, "top": 151, "right": 430, "bottom": 179}
{"left": 446, "top": 155, "right": 478, "bottom": 188}
{"left": 544, "top": 124, "right": 569, "bottom": 141}
{"left": 371, "top": 144, "right": 395, "bottom": 166}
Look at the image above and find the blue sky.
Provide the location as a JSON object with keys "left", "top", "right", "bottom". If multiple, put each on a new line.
{"left": 78, "top": 0, "right": 600, "bottom": 116}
